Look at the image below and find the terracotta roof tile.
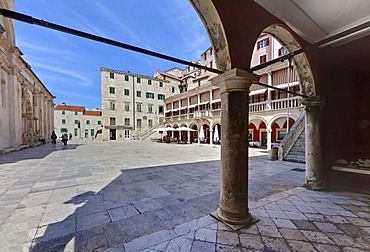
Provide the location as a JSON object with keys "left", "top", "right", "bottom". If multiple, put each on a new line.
{"left": 84, "top": 110, "right": 102, "bottom": 116}
{"left": 55, "top": 104, "right": 85, "bottom": 112}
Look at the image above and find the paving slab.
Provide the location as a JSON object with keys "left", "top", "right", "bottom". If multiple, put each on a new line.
{"left": 0, "top": 140, "right": 369, "bottom": 251}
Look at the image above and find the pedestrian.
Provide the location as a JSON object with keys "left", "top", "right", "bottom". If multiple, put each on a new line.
{"left": 62, "top": 133, "right": 68, "bottom": 145}
{"left": 51, "top": 131, "right": 57, "bottom": 144}
{"left": 69, "top": 133, "right": 72, "bottom": 140}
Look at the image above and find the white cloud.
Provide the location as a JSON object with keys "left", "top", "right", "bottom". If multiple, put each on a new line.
{"left": 30, "top": 62, "right": 94, "bottom": 88}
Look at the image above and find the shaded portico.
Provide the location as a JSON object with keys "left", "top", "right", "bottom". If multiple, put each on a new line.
{"left": 190, "top": 0, "right": 370, "bottom": 229}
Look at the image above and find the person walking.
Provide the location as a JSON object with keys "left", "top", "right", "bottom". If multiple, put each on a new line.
{"left": 51, "top": 131, "right": 57, "bottom": 144}
{"left": 62, "top": 133, "right": 68, "bottom": 145}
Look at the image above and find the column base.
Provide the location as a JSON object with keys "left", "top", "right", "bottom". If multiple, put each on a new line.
{"left": 305, "top": 179, "right": 326, "bottom": 190}
{"left": 210, "top": 208, "right": 258, "bottom": 231}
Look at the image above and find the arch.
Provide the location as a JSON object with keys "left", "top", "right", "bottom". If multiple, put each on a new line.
{"left": 269, "top": 113, "right": 299, "bottom": 128}
{"left": 249, "top": 115, "right": 268, "bottom": 130}
{"left": 263, "top": 25, "right": 316, "bottom": 97}
{"left": 210, "top": 119, "right": 221, "bottom": 128}
{"left": 189, "top": 1, "right": 231, "bottom": 71}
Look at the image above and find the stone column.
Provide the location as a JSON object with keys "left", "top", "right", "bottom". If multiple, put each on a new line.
{"left": 211, "top": 68, "right": 259, "bottom": 229}
{"left": 266, "top": 128, "right": 272, "bottom": 150}
{"left": 302, "top": 96, "right": 325, "bottom": 190}
{"left": 210, "top": 129, "right": 214, "bottom": 146}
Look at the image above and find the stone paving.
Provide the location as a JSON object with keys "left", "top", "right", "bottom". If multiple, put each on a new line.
{"left": 0, "top": 140, "right": 369, "bottom": 251}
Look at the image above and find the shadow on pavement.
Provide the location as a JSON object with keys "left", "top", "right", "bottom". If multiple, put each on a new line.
{"left": 29, "top": 158, "right": 306, "bottom": 251}
{"left": 0, "top": 143, "right": 81, "bottom": 165}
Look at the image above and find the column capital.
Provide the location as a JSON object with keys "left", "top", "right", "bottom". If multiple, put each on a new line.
{"left": 211, "top": 68, "right": 259, "bottom": 94}
{"left": 301, "top": 96, "right": 325, "bottom": 111}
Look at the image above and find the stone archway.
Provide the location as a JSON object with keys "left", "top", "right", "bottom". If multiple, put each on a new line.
{"left": 263, "top": 25, "right": 316, "bottom": 97}
{"left": 190, "top": 2, "right": 323, "bottom": 228}
{"left": 189, "top": 1, "right": 231, "bottom": 72}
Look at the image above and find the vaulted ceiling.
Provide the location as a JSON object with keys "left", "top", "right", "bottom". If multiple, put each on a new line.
{"left": 255, "top": 0, "right": 370, "bottom": 46}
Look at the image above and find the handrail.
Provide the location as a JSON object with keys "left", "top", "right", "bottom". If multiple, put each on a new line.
{"left": 278, "top": 111, "right": 305, "bottom": 160}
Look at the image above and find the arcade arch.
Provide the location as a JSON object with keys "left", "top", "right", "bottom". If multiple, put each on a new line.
{"left": 191, "top": 1, "right": 323, "bottom": 227}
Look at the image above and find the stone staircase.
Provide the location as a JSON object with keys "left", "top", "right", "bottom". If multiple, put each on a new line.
{"left": 284, "top": 129, "right": 305, "bottom": 163}
{"left": 278, "top": 111, "right": 306, "bottom": 163}
{"left": 137, "top": 123, "right": 164, "bottom": 141}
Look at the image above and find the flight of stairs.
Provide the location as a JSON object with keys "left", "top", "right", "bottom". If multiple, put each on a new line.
{"left": 284, "top": 129, "right": 305, "bottom": 163}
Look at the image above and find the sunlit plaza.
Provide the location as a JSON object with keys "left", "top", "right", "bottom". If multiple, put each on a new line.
{"left": 0, "top": 140, "right": 369, "bottom": 251}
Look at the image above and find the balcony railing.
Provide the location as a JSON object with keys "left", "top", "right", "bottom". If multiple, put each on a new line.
{"left": 249, "top": 96, "right": 302, "bottom": 113}
{"left": 165, "top": 96, "right": 302, "bottom": 120}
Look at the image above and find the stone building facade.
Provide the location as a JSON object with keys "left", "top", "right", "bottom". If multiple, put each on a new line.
{"left": 100, "top": 67, "right": 180, "bottom": 141}
{"left": 164, "top": 36, "right": 303, "bottom": 151}
{"left": 54, "top": 103, "right": 102, "bottom": 140}
{"left": 0, "top": 0, "right": 55, "bottom": 154}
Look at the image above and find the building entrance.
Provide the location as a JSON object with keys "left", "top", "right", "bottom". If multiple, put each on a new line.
{"left": 110, "top": 129, "right": 116, "bottom": 140}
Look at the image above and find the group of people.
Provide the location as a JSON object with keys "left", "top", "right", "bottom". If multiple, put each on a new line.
{"left": 51, "top": 131, "right": 72, "bottom": 145}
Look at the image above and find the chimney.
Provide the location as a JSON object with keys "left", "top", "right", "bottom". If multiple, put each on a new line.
{"left": 62, "top": 102, "right": 66, "bottom": 106}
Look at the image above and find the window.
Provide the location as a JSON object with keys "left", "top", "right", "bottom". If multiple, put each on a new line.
{"left": 124, "top": 118, "right": 130, "bottom": 126}
{"left": 75, "top": 111, "right": 78, "bottom": 115}
{"left": 74, "top": 120, "right": 79, "bottom": 124}
{"left": 159, "top": 82, "right": 163, "bottom": 87}
{"left": 124, "top": 130, "right": 130, "bottom": 139}
{"left": 110, "top": 117, "right": 116, "bottom": 125}
{"left": 86, "top": 120, "right": 90, "bottom": 125}
{"left": 158, "top": 105, "right": 164, "bottom": 114}
{"left": 158, "top": 94, "right": 165, "bottom": 100}
{"left": 278, "top": 47, "right": 287, "bottom": 56}
{"left": 109, "top": 87, "right": 115, "bottom": 94}
{"left": 148, "top": 79, "right": 152, "bottom": 85}
{"left": 146, "top": 92, "right": 154, "bottom": 99}
{"left": 148, "top": 104, "right": 153, "bottom": 113}
{"left": 171, "top": 87, "right": 175, "bottom": 93}
{"left": 98, "top": 120, "right": 101, "bottom": 125}
{"left": 110, "top": 72, "right": 114, "bottom": 79}
{"left": 62, "top": 119, "right": 66, "bottom": 124}
{"left": 259, "top": 55, "right": 267, "bottom": 64}
{"left": 276, "top": 129, "right": 287, "bottom": 141}
{"left": 90, "top": 129, "right": 94, "bottom": 137}
{"left": 61, "top": 128, "right": 68, "bottom": 133}
{"left": 124, "top": 102, "right": 130, "bottom": 111}
{"left": 124, "top": 89, "right": 129, "bottom": 96}
{"left": 62, "top": 111, "right": 65, "bottom": 115}
{"left": 74, "top": 128, "right": 78, "bottom": 136}
{"left": 137, "top": 77, "right": 141, "bottom": 83}
{"left": 257, "top": 38, "right": 269, "bottom": 49}
{"left": 137, "top": 90, "right": 141, "bottom": 97}
{"left": 137, "top": 119, "right": 142, "bottom": 128}
{"left": 148, "top": 119, "right": 153, "bottom": 127}
{"left": 125, "top": 75, "right": 129, "bottom": 81}
{"left": 109, "top": 100, "right": 116, "bottom": 110}
{"left": 136, "top": 102, "right": 142, "bottom": 112}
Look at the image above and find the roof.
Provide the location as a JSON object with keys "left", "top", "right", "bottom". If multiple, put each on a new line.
{"left": 156, "top": 70, "right": 182, "bottom": 81}
{"left": 100, "top": 67, "right": 169, "bottom": 82}
{"left": 54, "top": 104, "right": 85, "bottom": 112}
{"left": 84, "top": 110, "right": 102, "bottom": 116}
{"left": 192, "top": 72, "right": 214, "bottom": 82}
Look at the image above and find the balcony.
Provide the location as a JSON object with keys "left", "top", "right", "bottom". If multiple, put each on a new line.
{"left": 249, "top": 96, "right": 302, "bottom": 113}
{"left": 164, "top": 96, "right": 302, "bottom": 121}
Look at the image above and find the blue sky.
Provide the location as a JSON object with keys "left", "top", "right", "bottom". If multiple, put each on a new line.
{"left": 14, "top": 1, "right": 210, "bottom": 110}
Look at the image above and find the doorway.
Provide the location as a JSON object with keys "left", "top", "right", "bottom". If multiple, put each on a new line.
{"left": 110, "top": 129, "right": 116, "bottom": 140}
